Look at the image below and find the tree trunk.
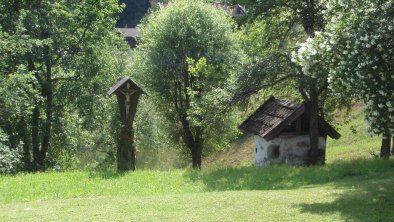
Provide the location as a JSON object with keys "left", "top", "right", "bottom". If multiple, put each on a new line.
{"left": 308, "top": 87, "right": 320, "bottom": 165}
{"left": 391, "top": 136, "right": 394, "bottom": 156}
{"left": 18, "top": 119, "right": 31, "bottom": 171}
{"left": 117, "top": 128, "right": 135, "bottom": 171}
{"left": 380, "top": 132, "right": 391, "bottom": 158}
{"left": 30, "top": 43, "right": 53, "bottom": 171}
{"left": 179, "top": 115, "right": 203, "bottom": 169}
{"left": 191, "top": 140, "right": 202, "bottom": 169}
{"left": 31, "top": 105, "right": 40, "bottom": 171}
{"left": 38, "top": 81, "right": 53, "bottom": 171}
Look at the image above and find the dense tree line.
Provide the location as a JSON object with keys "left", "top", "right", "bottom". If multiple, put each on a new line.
{"left": 0, "top": 0, "right": 392, "bottom": 173}
{"left": 0, "top": 0, "right": 127, "bottom": 172}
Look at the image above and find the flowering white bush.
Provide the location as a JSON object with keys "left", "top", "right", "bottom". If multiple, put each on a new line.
{"left": 293, "top": 0, "right": 394, "bottom": 135}
{"left": 0, "top": 130, "right": 22, "bottom": 174}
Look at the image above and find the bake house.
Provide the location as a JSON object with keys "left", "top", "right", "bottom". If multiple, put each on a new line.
{"left": 239, "top": 96, "right": 341, "bottom": 166}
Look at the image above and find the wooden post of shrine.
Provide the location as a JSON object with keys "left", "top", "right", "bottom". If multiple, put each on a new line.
{"left": 107, "top": 77, "right": 145, "bottom": 171}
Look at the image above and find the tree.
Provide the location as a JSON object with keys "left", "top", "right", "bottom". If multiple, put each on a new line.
{"left": 0, "top": 0, "right": 123, "bottom": 171}
{"left": 232, "top": 0, "right": 346, "bottom": 164}
{"left": 295, "top": 0, "right": 393, "bottom": 158}
{"left": 0, "top": 129, "right": 22, "bottom": 174}
{"left": 136, "top": 0, "right": 239, "bottom": 168}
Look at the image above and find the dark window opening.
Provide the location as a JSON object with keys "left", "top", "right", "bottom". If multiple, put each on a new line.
{"left": 282, "top": 114, "right": 310, "bottom": 134}
{"left": 255, "top": 147, "right": 257, "bottom": 153}
{"left": 268, "top": 145, "right": 280, "bottom": 159}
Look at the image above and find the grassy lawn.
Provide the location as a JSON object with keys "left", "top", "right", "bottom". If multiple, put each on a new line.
{"left": 1, "top": 107, "right": 393, "bottom": 221}
{"left": 2, "top": 176, "right": 393, "bottom": 222}
{"left": 1, "top": 159, "right": 394, "bottom": 221}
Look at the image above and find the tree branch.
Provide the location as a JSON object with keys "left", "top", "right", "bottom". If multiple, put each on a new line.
{"left": 227, "top": 74, "right": 293, "bottom": 109}
{"left": 27, "top": 56, "right": 44, "bottom": 85}
{"left": 299, "top": 86, "right": 310, "bottom": 102}
{"left": 50, "top": 76, "right": 80, "bottom": 83}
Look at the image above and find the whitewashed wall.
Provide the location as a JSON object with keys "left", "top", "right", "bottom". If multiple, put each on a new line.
{"left": 253, "top": 134, "right": 326, "bottom": 167}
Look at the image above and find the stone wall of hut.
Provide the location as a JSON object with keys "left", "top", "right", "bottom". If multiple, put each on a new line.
{"left": 253, "top": 134, "right": 326, "bottom": 166}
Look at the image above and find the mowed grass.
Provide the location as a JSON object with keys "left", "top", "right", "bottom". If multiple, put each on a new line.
{"left": 1, "top": 107, "right": 394, "bottom": 221}
{"left": 1, "top": 163, "right": 394, "bottom": 221}
{"left": 2, "top": 177, "right": 394, "bottom": 222}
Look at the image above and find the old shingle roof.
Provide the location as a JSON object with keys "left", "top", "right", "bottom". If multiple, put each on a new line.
{"left": 107, "top": 77, "right": 145, "bottom": 96}
{"left": 239, "top": 96, "right": 340, "bottom": 140}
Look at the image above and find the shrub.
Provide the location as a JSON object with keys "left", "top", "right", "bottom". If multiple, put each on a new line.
{"left": 0, "top": 129, "right": 22, "bottom": 174}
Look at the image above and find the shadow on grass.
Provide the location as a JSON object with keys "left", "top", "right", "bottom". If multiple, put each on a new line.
{"left": 186, "top": 158, "right": 394, "bottom": 191}
{"left": 186, "top": 158, "right": 394, "bottom": 221}
{"left": 296, "top": 177, "right": 394, "bottom": 221}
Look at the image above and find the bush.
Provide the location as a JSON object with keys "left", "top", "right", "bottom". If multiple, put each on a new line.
{"left": 0, "top": 129, "right": 21, "bottom": 174}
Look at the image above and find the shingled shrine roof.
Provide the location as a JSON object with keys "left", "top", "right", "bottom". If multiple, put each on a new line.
{"left": 239, "top": 96, "right": 340, "bottom": 140}
{"left": 107, "top": 77, "right": 145, "bottom": 96}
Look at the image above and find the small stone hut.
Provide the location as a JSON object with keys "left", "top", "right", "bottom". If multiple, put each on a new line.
{"left": 239, "top": 96, "right": 340, "bottom": 166}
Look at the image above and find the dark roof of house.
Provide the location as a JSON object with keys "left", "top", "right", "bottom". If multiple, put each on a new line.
{"left": 159, "top": 3, "right": 246, "bottom": 17}
{"left": 231, "top": 4, "right": 246, "bottom": 16}
{"left": 239, "top": 96, "right": 341, "bottom": 140}
{"left": 107, "top": 77, "right": 145, "bottom": 96}
{"left": 116, "top": 28, "right": 140, "bottom": 38}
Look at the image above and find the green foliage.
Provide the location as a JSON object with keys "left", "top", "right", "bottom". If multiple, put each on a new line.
{"left": 135, "top": 0, "right": 241, "bottom": 165}
{"left": 0, "top": 0, "right": 128, "bottom": 171}
{"left": 327, "top": 0, "right": 393, "bottom": 135}
{"left": 293, "top": 0, "right": 393, "bottom": 136}
{"left": 230, "top": 0, "right": 347, "bottom": 120}
{"left": 0, "top": 71, "right": 40, "bottom": 146}
{"left": 134, "top": 98, "right": 185, "bottom": 169}
{"left": 0, "top": 129, "right": 22, "bottom": 174}
{"left": 233, "top": 0, "right": 354, "bottom": 130}
{"left": 233, "top": 16, "right": 302, "bottom": 104}
{"left": 186, "top": 57, "right": 240, "bottom": 154}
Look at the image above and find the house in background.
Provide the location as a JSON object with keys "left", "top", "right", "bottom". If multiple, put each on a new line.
{"left": 239, "top": 96, "right": 341, "bottom": 167}
{"left": 211, "top": 3, "right": 246, "bottom": 17}
{"left": 116, "top": 26, "right": 140, "bottom": 48}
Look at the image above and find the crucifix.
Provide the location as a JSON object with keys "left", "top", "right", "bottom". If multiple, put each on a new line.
{"left": 118, "top": 83, "right": 138, "bottom": 119}
{"left": 108, "top": 77, "right": 145, "bottom": 171}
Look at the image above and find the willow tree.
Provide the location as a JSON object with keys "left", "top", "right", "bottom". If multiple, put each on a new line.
{"left": 137, "top": 0, "right": 239, "bottom": 168}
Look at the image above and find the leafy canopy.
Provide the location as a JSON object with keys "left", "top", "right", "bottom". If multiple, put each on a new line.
{"left": 135, "top": 0, "right": 240, "bottom": 162}
{"left": 292, "top": 0, "right": 394, "bottom": 135}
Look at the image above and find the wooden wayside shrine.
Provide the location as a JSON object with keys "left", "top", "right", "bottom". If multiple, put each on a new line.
{"left": 108, "top": 77, "right": 145, "bottom": 171}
